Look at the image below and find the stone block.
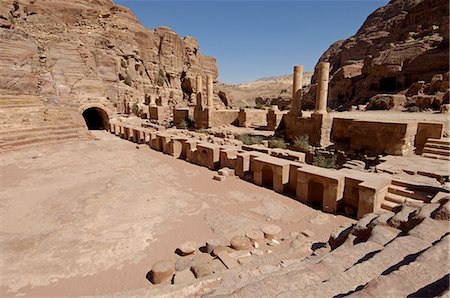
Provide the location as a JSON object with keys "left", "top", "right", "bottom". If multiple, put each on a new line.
{"left": 173, "top": 269, "right": 196, "bottom": 284}
{"left": 191, "top": 263, "right": 213, "bottom": 278}
{"left": 230, "top": 235, "right": 252, "bottom": 250}
{"left": 151, "top": 260, "right": 175, "bottom": 284}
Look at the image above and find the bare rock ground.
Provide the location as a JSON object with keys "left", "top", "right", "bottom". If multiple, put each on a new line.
{"left": 0, "top": 131, "right": 351, "bottom": 296}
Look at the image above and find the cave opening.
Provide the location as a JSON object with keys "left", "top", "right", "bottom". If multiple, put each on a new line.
{"left": 82, "top": 107, "right": 109, "bottom": 130}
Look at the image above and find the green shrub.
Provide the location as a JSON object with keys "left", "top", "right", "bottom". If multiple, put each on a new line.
{"left": 239, "top": 133, "right": 263, "bottom": 145}
{"left": 197, "top": 128, "right": 208, "bottom": 134}
{"left": 326, "top": 107, "right": 332, "bottom": 113}
{"left": 268, "top": 138, "right": 287, "bottom": 149}
{"left": 254, "top": 103, "right": 263, "bottom": 109}
{"left": 178, "top": 120, "right": 188, "bottom": 129}
{"left": 293, "top": 135, "right": 310, "bottom": 150}
{"left": 313, "top": 152, "right": 337, "bottom": 169}
{"left": 407, "top": 106, "right": 420, "bottom": 112}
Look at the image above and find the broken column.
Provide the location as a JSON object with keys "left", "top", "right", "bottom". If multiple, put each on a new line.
{"left": 291, "top": 65, "right": 303, "bottom": 116}
{"left": 315, "top": 62, "right": 330, "bottom": 114}
{"left": 207, "top": 74, "right": 214, "bottom": 107}
{"left": 196, "top": 75, "right": 203, "bottom": 110}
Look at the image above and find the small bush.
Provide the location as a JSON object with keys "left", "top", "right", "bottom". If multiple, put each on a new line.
{"left": 239, "top": 133, "right": 263, "bottom": 145}
{"left": 326, "top": 107, "right": 332, "bottom": 113}
{"left": 313, "top": 152, "right": 337, "bottom": 169}
{"left": 197, "top": 128, "right": 208, "bottom": 134}
{"left": 269, "top": 138, "right": 287, "bottom": 149}
{"left": 407, "top": 106, "right": 420, "bottom": 112}
{"left": 178, "top": 120, "right": 188, "bottom": 129}
{"left": 293, "top": 135, "right": 310, "bottom": 150}
{"left": 254, "top": 103, "right": 263, "bottom": 109}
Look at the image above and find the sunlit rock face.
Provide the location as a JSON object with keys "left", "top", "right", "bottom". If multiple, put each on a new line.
{"left": 307, "top": 0, "right": 449, "bottom": 110}
{"left": 0, "top": 0, "right": 218, "bottom": 108}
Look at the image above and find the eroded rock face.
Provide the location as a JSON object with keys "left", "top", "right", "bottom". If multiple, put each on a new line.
{"left": 0, "top": 0, "right": 219, "bottom": 111}
{"left": 309, "top": 0, "right": 449, "bottom": 110}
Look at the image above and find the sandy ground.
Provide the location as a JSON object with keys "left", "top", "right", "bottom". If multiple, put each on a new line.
{"left": 0, "top": 131, "right": 351, "bottom": 297}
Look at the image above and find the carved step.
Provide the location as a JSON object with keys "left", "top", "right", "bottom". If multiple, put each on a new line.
{"left": 298, "top": 234, "right": 439, "bottom": 297}
{"left": 422, "top": 147, "right": 450, "bottom": 156}
{"left": 0, "top": 132, "right": 81, "bottom": 149}
{"left": 422, "top": 153, "right": 450, "bottom": 161}
{"left": 381, "top": 199, "right": 400, "bottom": 211}
{"left": 425, "top": 138, "right": 450, "bottom": 146}
{"left": 0, "top": 125, "right": 81, "bottom": 139}
{"left": 352, "top": 235, "right": 449, "bottom": 297}
{"left": 388, "top": 184, "right": 431, "bottom": 202}
{"left": 423, "top": 142, "right": 450, "bottom": 151}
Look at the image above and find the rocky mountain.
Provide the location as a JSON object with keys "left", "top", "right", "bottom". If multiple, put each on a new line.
{"left": 219, "top": 72, "right": 312, "bottom": 109}
{"left": 308, "top": 0, "right": 449, "bottom": 110}
{"left": 0, "top": 0, "right": 218, "bottom": 112}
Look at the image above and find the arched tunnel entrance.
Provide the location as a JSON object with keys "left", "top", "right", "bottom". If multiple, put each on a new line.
{"left": 82, "top": 107, "right": 109, "bottom": 130}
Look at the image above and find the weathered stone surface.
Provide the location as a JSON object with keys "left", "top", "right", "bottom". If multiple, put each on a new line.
{"left": 230, "top": 235, "right": 252, "bottom": 251}
{"left": 329, "top": 223, "right": 354, "bottom": 250}
{"left": 175, "top": 258, "right": 192, "bottom": 271}
{"left": 206, "top": 239, "right": 221, "bottom": 254}
{"left": 151, "top": 260, "right": 175, "bottom": 284}
{"left": 178, "top": 241, "right": 197, "bottom": 255}
{"left": 217, "top": 251, "right": 239, "bottom": 269}
{"left": 0, "top": 0, "right": 221, "bottom": 119}
{"left": 191, "top": 263, "right": 213, "bottom": 278}
{"left": 387, "top": 205, "right": 418, "bottom": 231}
{"left": 372, "top": 211, "right": 395, "bottom": 226}
{"left": 352, "top": 212, "right": 379, "bottom": 239}
{"left": 173, "top": 268, "right": 196, "bottom": 284}
{"left": 408, "top": 217, "right": 450, "bottom": 243}
{"left": 229, "top": 250, "right": 251, "bottom": 260}
{"left": 212, "top": 246, "right": 234, "bottom": 257}
{"left": 366, "top": 94, "right": 406, "bottom": 110}
{"left": 209, "top": 258, "right": 227, "bottom": 273}
{"left": 245, "top": 229, "right": 265, "bottom": 243}
{"left": 432, "top": 200, "right": 450, "bottom": 220}
{"left": 261, "top": 224, "right": 282, "bottom": 240}
{"left": 308, "top": 0, "right": 449, "bottom": 110}
{"left": 367, "top": 225, "right": 401, "bottom": 246}
{"left": 354, "top": 235, "right": 450, "bottom": 297}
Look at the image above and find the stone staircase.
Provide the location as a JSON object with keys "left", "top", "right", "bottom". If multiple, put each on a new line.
{"left": 142, "top": 200, "right": 450, "bottom": 297}
{"left": 0, "top": 95, "right": 89, "bottom": 150}
{"left": 422, "top": 137, "right": 450, "bottom": 161}
{"left": 381, "top": 179, "right": 440, "bottom": 211}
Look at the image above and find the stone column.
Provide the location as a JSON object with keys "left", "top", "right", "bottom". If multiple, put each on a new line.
{"left": 149, "top": 94, "right": 156, "bottom": 106}
{"left": 206, "top": 74, "right": 214, "bottom": 107}
{"left": 315, "top": 62, "right": 330, "bottom": 114}
{"left": 196, "top": 75, "right": 203, "bottom": 109}
{"left": 291, "top": 65, "right": 303, "bottom": 116}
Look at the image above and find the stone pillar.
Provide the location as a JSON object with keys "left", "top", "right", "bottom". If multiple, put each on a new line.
{"left": 291, "top": 65, "right": 303, "bottom": 116}
{"left": 315, "top": 62, "right": 330, "bottom": 114}
{"left": 196, "top": 75, "right": 203, "bottom": 110}
{"left": 206, "top": 74, "right": 214, "bottom": 107}
{"left": 149, "top": 94, "right": 156, "bottom": 106}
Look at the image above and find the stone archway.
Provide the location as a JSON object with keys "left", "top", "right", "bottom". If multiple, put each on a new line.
{"left": 82, "top": 107, "right": 109, "bottom": 130}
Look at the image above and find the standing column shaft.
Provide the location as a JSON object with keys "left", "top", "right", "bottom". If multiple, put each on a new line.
{"left": 315, "top": 62, "right": 330, "bottom": 114}
{"left": 196, "top": 75, "right": 203, "bottom": 109}
{"left": 207, "top": 74, "right": 213, "bottom": 107}
{"left": 291, "top": 65, "right": 303, "bottom": 115}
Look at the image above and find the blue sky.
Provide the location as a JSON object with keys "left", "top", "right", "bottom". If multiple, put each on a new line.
{"left": 116, "top": 0, "right": 388, "bottom": 84}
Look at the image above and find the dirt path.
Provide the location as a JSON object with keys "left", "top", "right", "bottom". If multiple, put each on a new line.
{"left": 0, "top": 131, "right": 350, "bottom": 296}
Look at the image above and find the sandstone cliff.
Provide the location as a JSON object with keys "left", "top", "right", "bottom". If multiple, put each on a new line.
{"left": 0, "top": 0, "right": 218, "bottom": 113}
{"left": 307, "top": 0, "right": 449, "bottom": 110}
